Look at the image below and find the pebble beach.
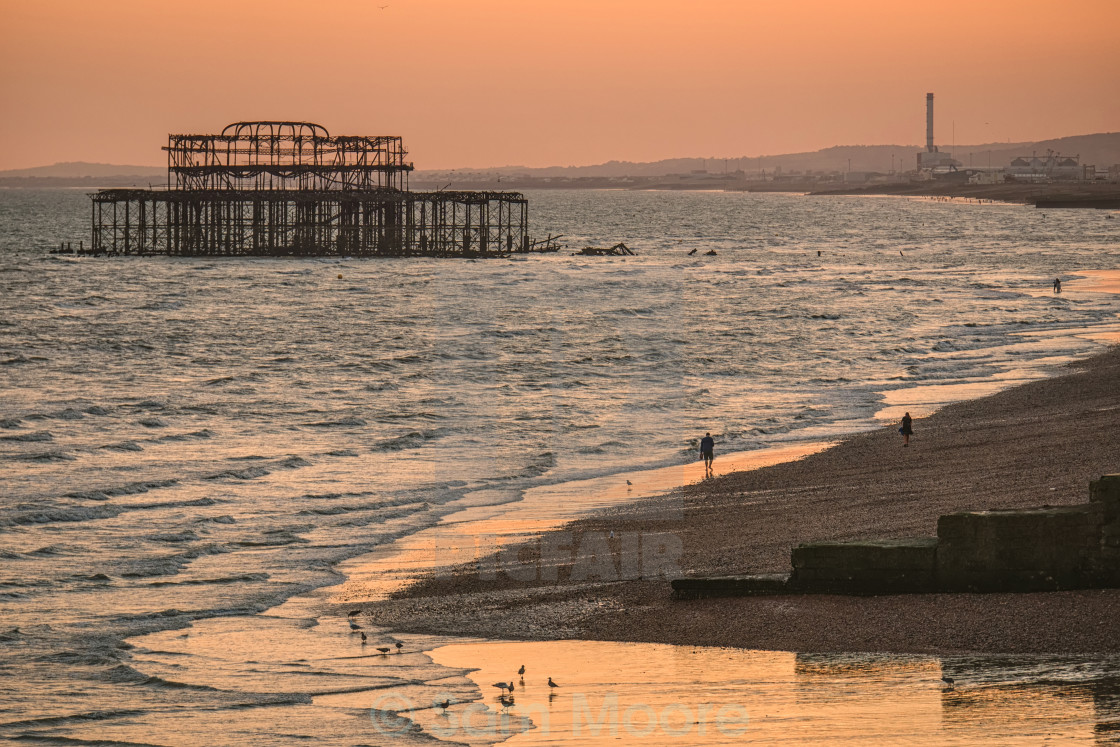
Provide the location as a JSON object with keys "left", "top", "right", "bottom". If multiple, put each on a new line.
{"left": 368, "top": 345, "right": 1120, "bottom": 655}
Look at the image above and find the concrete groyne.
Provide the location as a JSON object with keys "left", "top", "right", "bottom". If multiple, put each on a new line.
{"left": 672, "top": 474, "right": 1120, "bottom": 598}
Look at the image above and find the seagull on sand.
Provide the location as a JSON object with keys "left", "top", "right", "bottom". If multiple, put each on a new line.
{"left": 518, "top": 664, "right": 525, "bottom": 677}
{"left": 941, "top": 676, "right": 955, "bottom": 690}
{"left": 493, "top": 681, "right": 513, "bottom": 694}
{"left": 360, "top": 632, "right": 367, "bottom": 643}
{"left": 349, "top": 618, "right": 363, "bottom": 631}
{"left": 377, "top": 647, "right": 391, "bottom": 654}
{"left": 395, "top": 642, "right": 404, "bottom": 653}
{"left": 548, "top": 677, "right": 559, "bottom": 689}
{"left": 499, "top": 694, "right": 515, "bottom": 709}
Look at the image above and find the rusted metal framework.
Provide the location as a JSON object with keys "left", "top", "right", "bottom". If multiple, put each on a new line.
{"left": 90, "top": 121, "right": 531, "bottom": 257}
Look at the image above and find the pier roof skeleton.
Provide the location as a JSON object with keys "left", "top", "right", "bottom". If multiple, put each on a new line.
{"left": 91, "top": 121, "right": 533, "bottom": 257}
{"left": 165, "top": 121, "right": 413, "bottom": 192}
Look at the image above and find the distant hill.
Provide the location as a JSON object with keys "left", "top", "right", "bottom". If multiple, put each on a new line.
{"left": 0, "top": 161, "right": 164, "bottom": 178}
{"left": 414, "top": 132, "right": 1120, "bottom": 180}
{"left": 4, "top": 133, "right": 1118, "bottom": 188}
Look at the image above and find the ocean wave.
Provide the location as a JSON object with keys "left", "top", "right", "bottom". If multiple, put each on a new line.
{"left": 146, "top": 573, "right": 268, "bottom": 587}
{"left": 0, "top": 430, "right": 53, "bottom": 442}
{"left": 373, "top": 431, "right": 433, "bottom": 451}
{"left": 131, "top": 497, "right": 216, "bottom": 511}
{"left": 2, "top": 505, "right": 124, "bottom": 527}
{"left": 205, "top": 466, "right": 271, "bottom": 480}
{"left": 102, "top": 440, "right": 144, "bottom": 452}
{"left": 13, "top": 450, "right": 75, "bottom": 462}
{"left": 153, "top": 429, "right": 214, "bottom": 442}
{"left": 36, "top": 649, "right": 119, "bottom": 666}
{"left": 138, "top": 417, "right": 167, "bottom": 428}
{"left": 305, "top": 416, "right": 367, "bottom": 427}
{"left": 0, "top": 417, "right": 22, "bottom": 428}
{"left": 233, "top": 530, "right": 308, "bottom": 547}
{"left": 297, "top": 504, "right": 365, "bottom": 516}
{"left": 148, "top": 531, "right": 200, "bottom": 543}
{"left": 65, "top": 479, "right": 179, "bottom": 500}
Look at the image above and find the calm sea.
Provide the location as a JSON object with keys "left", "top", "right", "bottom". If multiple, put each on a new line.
{"left": 1, "top": 188, "right": 1118, "bottom": 744}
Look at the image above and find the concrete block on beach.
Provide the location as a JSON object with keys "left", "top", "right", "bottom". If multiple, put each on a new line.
{"left": 671, "top": 573, "right": 791, "bottom": 599}
{"left": 1090, "top": 473, "right": 1120, "bottom": 523}
{"left": 936, "top": 504, "right": 1103, "bottom": 591}
{"left": 791, "top": 538, "right": 938, "bottom": 593}
{"left": 672, "top": 476, "right": 1120, "bottom": 598}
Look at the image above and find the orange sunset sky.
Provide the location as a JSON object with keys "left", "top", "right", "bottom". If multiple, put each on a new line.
{"left": 1, "top": 0, "right": 1117, "bottom": 171}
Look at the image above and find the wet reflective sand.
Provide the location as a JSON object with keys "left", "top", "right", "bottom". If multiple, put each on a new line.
{"left": 428, "top": 641, "right": 1120, "bottom": 745}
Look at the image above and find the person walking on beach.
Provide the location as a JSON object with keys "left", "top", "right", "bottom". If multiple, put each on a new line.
{"left": 900, "top": 412, "right": 913, "bottom": 447}
{"left": 1054, "top": 278, "right": 1062, "bottom": 293}
{"left": 700, "top": 432, "right": 715, "bottom": 477}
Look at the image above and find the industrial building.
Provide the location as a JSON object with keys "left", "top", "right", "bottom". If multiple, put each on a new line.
{"left": 916, "top": 93, "right": 960, "bottom": 172}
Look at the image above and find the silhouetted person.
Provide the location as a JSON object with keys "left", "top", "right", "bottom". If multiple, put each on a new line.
{"left": 1054, "top": 278, "right": 1062, "bottom": 293}
{"left": 700, "top": 432, "right": 715, "bottom": 476}
{"left": 900, "top": 412, "right": 913, "bottom": 447}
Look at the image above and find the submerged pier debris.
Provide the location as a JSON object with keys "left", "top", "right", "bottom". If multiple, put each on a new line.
{"left": 574, "top": 242, "right": 634, "bottom": 256}
{"left": 88, "top": 121, "right": 544, "bottom": 257}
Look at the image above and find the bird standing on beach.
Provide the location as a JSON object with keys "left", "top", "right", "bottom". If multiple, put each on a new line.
{"left": 377, "top": 647, "right": 391, "bottom": 654}
{"left": 439, "top": 699, "right": 450, "bottom": 711}
{"left": 518, "top": 665, "right": 525, "bottom": 677}
{"left": 395, "top": 642, "right": 403, "bottom": 653}
{"left": 941, "top": 676, "right": 955, "bottom": 690}
{"left": 493, "top": 681, "right": 513, "bottom": 694}
{"left": 349, "top": 618, "right": 362, "bottom": 631}
{"left": 360, "top": 632, "right": 367, "bottom": 643}
{"left": 548, "top": 677, "right": 559, "bottom": 689}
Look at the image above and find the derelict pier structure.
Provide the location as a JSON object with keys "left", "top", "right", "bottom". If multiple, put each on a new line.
{"left": 90, "top": 122, "right": 532, "bottom": 257}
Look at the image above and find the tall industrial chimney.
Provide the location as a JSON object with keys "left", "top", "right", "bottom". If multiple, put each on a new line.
{"left": 926, "top": 93, "right": 935, "bottom": 153}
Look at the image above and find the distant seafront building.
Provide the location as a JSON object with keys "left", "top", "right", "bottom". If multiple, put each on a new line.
{"left": 916, "top": 93, "right": 960, "bottom": 172}
{"left": 89, "top": 121, "right": 533, "bottom": 257}
{"left": 1005, "top": 152, "right": 1087, "bottom": 181}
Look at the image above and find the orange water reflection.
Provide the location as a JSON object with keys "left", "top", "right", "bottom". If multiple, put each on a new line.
{"left": 422, "top": 642, "right": 1116, "bottom": 745}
